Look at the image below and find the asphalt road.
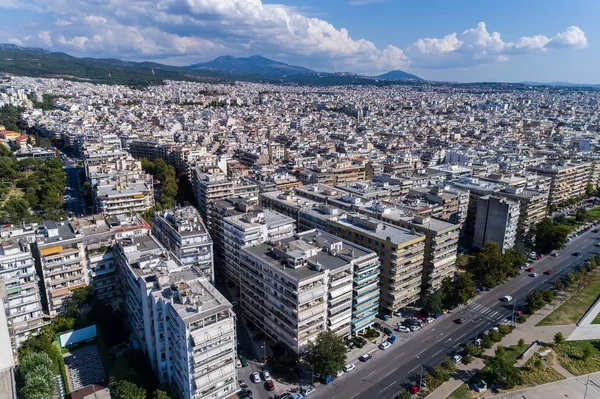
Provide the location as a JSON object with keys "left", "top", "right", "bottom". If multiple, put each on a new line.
{"left": 63, "top": 156, "right": 86, "bottom": 217}
{"left": 314, "top": 228, "right": 600, "bottom": 399}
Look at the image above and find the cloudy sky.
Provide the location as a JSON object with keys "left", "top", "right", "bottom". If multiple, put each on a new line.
{"left": 0, "top": 0, "right": 596, "bottom": 82}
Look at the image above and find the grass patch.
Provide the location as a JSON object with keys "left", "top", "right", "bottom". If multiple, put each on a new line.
{"left": 554, "top": 340, "right": 600, "bottom": 375}
{"left": 518, "top": 352, "right": 564, "bottom": 387}
{"left": 587, "top": 206, "right": 600, "bottom": 221}
{"left": 537, "top": 270, "right": 600, "bottom": 326}
{"left": 448, "top": 384, "right": 472, "bottom": 399}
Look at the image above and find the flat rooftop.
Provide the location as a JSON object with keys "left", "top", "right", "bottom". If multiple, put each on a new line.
{"left": 155, "top": 206, "right": 209, "bottom": 236}
{"left": 334, "top": 214, "right": 423, "bottom": 245}
{"left": 224, "top": 208, "right": 295, "bottom": 230}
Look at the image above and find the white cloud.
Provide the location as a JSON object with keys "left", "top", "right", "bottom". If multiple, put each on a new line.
{"left": 546, "top": 26, "right": 587, "bottom": 49}
{"left": 406, "top": 22, "right": 587, "bottom": 68}
{"left": 0, "top": 2, "right": 588, "bottom": 73}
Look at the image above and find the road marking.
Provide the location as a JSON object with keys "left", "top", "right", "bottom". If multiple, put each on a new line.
{"left": 393, "top": 352, "right": 405, "bottom": 360}
{"left": 416, "top": 348, "right": 427, "bottom": 357}
{"left": 431, "top": 349, "right": 442, "bottom": 358}
{"left": 409, "top": 365, "right": 420, "bottom": 373}
{"left": 456, "top": 333, "right": 466, "bottom": 341}
{"left": 378, "top": 380, "right": 398, "bottom": 395}
{"left": 435, "top": 333, "right": 444, "bottom": 339}
{"left": 381, "top": 369, "right": 396, "bottom": 379}
{"left": 452, "top": 343, "right": 461, "bottom": 348}
{"left": 364, "top": 370, "right": 377, "bottom": 379}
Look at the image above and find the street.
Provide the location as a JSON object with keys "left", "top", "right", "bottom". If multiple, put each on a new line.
{"left": 63, "top": 155, "right": 87, "bottom": 217}
{"left": 313, "top": 228, "right": 600, "bottom": 399}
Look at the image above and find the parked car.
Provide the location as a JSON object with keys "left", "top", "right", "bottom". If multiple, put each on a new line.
{"left": 236, "top": 359, "right": 242, "bottom": 369}
{"left": 387, "top": 335, "right": 397, "bottom": 344}
{"left": 322, "top": 375, "right": 335, "bottom": 385}
{"left": 530, "top": 272, "right": 538, "bottom": 277}
{"left": 336, "top": 370, "right": 344, "bottom": 378}
{"left": 397, "top": 325, "right": 410, "bottom": 333}
{"left": 262, "top": 370, "right": 271, "bottom": 380}
{"left": 552, "top": 252, "right": 559, "bottom": 257}
{"left": 343, "top": 363, "right": 356, "bottom": 372}
{"left": 453, "top": 354, "right": 463, "bottom": 364}
{"left": 379, "top": 341, "right": 392, "bottom": 350}
{"left": 410, "top": 385, "right": 420, "bottom": 394}
{"left": 359, "top": 354, "right": 372, "bottom": 362}
{"left": 410, "top": 324, "right": 421, "bottom": 332}
{"left": 302, "top": 387, "right": 316, "bottom": 396}
{"left": 527, "top": 267, "right": 535, "bottom": 272}
{"left": 383, "top": 327, "right": 393, "bottom": 336}
{"left": 251, "top": 372, "right": 261, "bottom": 383}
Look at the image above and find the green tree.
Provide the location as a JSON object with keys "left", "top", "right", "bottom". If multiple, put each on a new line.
{"left": 153, "top": 390, "right": 171, "bottom": 399}
{"left": 553, "top": 213, "right": 568, "bottom": 225}
{"left": 504, "top": 248, "right": 526, "bottom": 269}
{"left": 306, "top": 331, "right": 347, "bottom": 378}
{"left": 486, "top": 348, "right": 523, "bottom": 389}
{"left": 396, "top": 391, "right": 412, "bottom": 399}
{"left": 466, "top": 243, "right": 516, "bottom": 288}
{"left": 527, "top": 291, "right": 545, "bottom": 313}
{"left": 18, "top": 352, "right": 56, "bottom": 399}
{"left": 454, "top": 272, "right": 477, "bottom": 305}
{"left": 518, "top": 338, "right": 526, "bottom": 348}
{"left": 554, "top": 332, "right": 565, "bottom": 345}
{"left": 3, "top": 197, "right": 30, "bottom": 222}
{"left": 111, "top": 380, "right": 147, "bottom": 399}
{"left": 421, "top": 290, "right": 444, "bottom": 315}
{"left": 440, "top": 276, "right": 457, "bottom": 308}
{"left": 535, "top": 218, "right": 567, "bottom": 254}
{"left": 542, "top": 290, "right": 556, "bottom": 303}
{"left": 481, "top": 334, "right": 493, "bottom": 349}
{"left": 586, "top": 183, "right": 595, "bottom": 197}
{"left": 575, "top": 207, "right": 588, "bottom": 222}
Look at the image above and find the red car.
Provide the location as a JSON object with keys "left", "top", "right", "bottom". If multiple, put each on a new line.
{"left": 536, "top": 255, "right": 542, "bottom": 260}
{"left": 410, "top": 385, "right": 420, "bottom": 394}
{"left": 265, "top": 380, "right": 275, "bottom": 391}
{"left": 527, "top": 267, "right": 535, "bottom": 272}
{"left": 544, "top": 270, "right": 553, "bottom": 275}
{"left": 415, "top": 314, "right": 426, "bottom": 321}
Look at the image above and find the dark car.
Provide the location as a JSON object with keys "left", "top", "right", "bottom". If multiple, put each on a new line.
{"left": 356, "top": 337, "right": 368, "bottom": 346}
{"left": 359, "top": 354, "right": 372, "bottom": 362}
{"left": 373, "top": 322, "right": 383, "bottom": 331}
{"left": 383, "top": 327, "right": 393, "bottom": 336}
{"left": 573, "top": 252, "right": 581, "bottom": 256}
{"left": 237, "top": 390, "right": 253, "bottom": 399}
{"left": 265, "top": 380, "right": 275, "bottom": 391}
{"left": 544, "top": 270, "right": 553, "bottom": 275}
{"left": 454, "top": 317, "right": 466, "bottom": 324}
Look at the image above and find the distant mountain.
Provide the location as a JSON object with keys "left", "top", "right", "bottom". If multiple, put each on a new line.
{"left": 187, "top": 55, "right": 316, "bottom": 77}
{"left": 520, "top": 81, "right": 600, "bottom": 88}
{"left": 0, "top": 44, "right": 425, "bottom": 87}
{"left": 374, "top": 70, "right": 423, "bottom": 81}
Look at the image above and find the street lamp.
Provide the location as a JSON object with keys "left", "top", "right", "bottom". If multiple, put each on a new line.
{"left": 261, "top": 344, "right": 266, "bottom": 364}
{"left": 416, "top": 355, "right": 424, "bottom": 399}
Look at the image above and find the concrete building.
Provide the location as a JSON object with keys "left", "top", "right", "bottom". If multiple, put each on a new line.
{"left": 222, "top": 209, "right": 296, "bottom": 285}
{"left": 474, "top": 195, "right": 520, "bottom": 252}
{"left": 93, "top": 171, "right": 155, "bottom": 215}
{"left": 153, "top": 207, "right": 214, "bottom": 281}
{"left": 238, "top": 229, "right": 379, "bottom": 353}
{"left": 0, "top": 299, "right": 17, "bottom": 399}
{"left": 116, "top": 235, "right": 237, "bottom": 399}
{"left": 192, "top": 172, "right": 259, "bottom": 219}
{"left": 497, "top": 187, "right": 548, "bottom": 239}
{"left": 527, "top": 162, "right": 592, "bottom": 205}
{"left": 0, "top": 238, "right": 48, "bottom": 351}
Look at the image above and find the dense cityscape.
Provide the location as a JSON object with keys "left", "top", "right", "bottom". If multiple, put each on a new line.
{"left": 1, "top": 72, "right": 600, "bottom": 399}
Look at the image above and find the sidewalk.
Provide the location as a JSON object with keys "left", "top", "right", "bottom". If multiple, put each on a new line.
{"left": 426, "top": 302, "right": 577, "bottom": 399}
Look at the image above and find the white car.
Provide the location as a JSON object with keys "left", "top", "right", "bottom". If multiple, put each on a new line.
{"left": 235, "top": 359, "right": 242, "bottom": 369}
{"left": 303, "top": 387, "right": 316, "bottom": 396}
{"left": 379, "top": 341, "right": 392, "bottom": 350}
{"left": 397, "top": 326, "right": 410, "bottom": 333}
{"left": 336, "top": 370, "right": 344, "bottom": 378}
{"left": 552, "top": 252, "right": 559, "bottom": 257}
{"left": 343, "top": 363, "right": 355, "bottom": 372}
{"left": 410, "top": 324, "right": 421, "bottom": 332}
{"left": 262, "top": 370, "right": 271, "bottom": 380}
{"left": 452, "top": 354, "right": 463, "bottom": 364}
{"left": 251, "top": 372, "right": 261, "bottom": 383}
{"left": 426, "top": 316, "right": 435, "bottom": 324}
{"left": 501, "top": 295, "right": 513, "bottom": 302}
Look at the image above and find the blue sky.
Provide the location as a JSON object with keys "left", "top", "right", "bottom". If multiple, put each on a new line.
{"left": 0, "top": 0, "right": 596, "bottom": 82}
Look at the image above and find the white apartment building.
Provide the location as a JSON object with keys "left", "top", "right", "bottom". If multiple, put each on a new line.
{"left": 153, "top": 207, "right": 214, "bottom": 281}
{"left": 239, "top": 230, "right": 378, "bottom": 353}
{"left": 116, "top": 235, "right": 237, "bottom": 399}
{"left": 222, "top": 209, "right": 296, "bottom": 286}
{"left": 93, "top": 170, "right": 155, "bottom": 215}
{"left": 192, "top": 172, "right": 258, "bottom": 218}
{"left": 0, "top": 238, "right": 48, "bottom": 351}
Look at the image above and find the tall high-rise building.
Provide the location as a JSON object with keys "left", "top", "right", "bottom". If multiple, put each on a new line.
{"left": 474, "top": 195, "right": 520, "bottom": 252}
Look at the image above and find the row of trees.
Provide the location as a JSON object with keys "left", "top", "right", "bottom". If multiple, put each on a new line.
{"left": 0, "top": 104, "right": 23, "bottom": 132}
{"left": 17, "top": 352, "right": 57, "bottom": 399}
{"left": 141, "top": 158, "right": 178, "bottom": 209}
{"left": 111, "top": 381, "right": 170, "bottom": 399}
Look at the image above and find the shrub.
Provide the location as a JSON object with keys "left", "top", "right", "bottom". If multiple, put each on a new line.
{"left": 542, "top": 290, "right": 556, "bottom": 303}
{"left": 554, "top": 332, "right": 565, "bottom": 345}
{"left": 462, "top": 354, "right": 473, "bottom": 364}
{"left": 481, "top": 334, "right": 493, "bottom": 349}
{"left": 534, "top": 358, "right": 544, "bottom": 369}
{"left": 518, "top": 338, "right": 526, "bottom": 348}
{"left": 498, "top": 325, "right": 511, "bottom": 335}
{"left": 517, "top": 315, "right": 527, "bottom": 324}
{"left": 489, "top": 330, "right": 502, "bottom": 343}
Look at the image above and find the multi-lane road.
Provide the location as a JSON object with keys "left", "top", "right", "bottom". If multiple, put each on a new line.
{"left": 314, "top": 228, "right": 600, "bottom": 399}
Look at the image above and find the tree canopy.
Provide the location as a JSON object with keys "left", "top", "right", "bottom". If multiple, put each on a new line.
{"left": 306, "top": 330, "right": 347, "bottom": 378}
{"left": 111, "top": 380, "right": 147, "bottom": 399}
{"left": 17, "top": 352, "right": 56, "bottom": 399}
{"left": 535, "top": 217, "right": 567, "bottom": 254}
{"left": 485, "top": 347, "right": 523, "bottom": 389}
{"left": 141, "top": 158, "right": 178, "bottom": 209}
{"left": 464, "top": 243, "right": 519, "bottom": 288}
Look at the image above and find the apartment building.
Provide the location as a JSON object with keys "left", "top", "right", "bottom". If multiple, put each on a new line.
{"left": 238, "top": 230, "right": 379, "bottom": 353}
{"left": 474, "top": 195, "right": 520, "bottom": 252}
{"left": 527, "top": 162, "right": 592, "bottom": 204}
{"left": 222, "top": 209, "right": 296, "bottom": 285}
{"left": 326, "top": 215, "right": 425, "bottom": 313}
{"left": 33, "top": 216, "right": 151, "bottom": 315}
{"left": 192, "top": 171, "right": 259, "bottom": 219}
{"left": 408, "top": 185, "right": 470, "bottom": 227}
{"left": 0, "top": 238, "right": 48, "bottom": 350}
{"left": 116, "top": 235, "right": 237, "bottom": 399}
{"left": 497, "top": 187, "right": 548, "bottom": 239}
{"left": 93, "top": 170, "right": 155, "bottom": 215}
{"left": 153, "top": 207, "right": 214, "bottom": 281}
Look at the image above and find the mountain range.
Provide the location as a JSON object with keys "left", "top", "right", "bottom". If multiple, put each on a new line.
{"left": 0, "top": 44, "right": 423, "bottom": 86}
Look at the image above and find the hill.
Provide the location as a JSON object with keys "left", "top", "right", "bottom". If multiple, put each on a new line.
{"left": 375, "top": 70, "right": 423, "bottom": 81}
{"left": 187, "top": 55, "right": 315, "bottom": 77}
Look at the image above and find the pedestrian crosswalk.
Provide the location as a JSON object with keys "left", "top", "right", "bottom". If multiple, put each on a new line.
{"left": 466, "top": 303, "right": 510, "bottom": 322}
